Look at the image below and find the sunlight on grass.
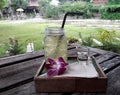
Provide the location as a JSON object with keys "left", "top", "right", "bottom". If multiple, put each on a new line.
{"left": 0, "top": 22, "right": 120, "bottom": 57}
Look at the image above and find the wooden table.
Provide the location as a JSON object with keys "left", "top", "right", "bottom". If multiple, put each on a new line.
{"left": 0, "top": 44, "right": 120, "bottom": 95}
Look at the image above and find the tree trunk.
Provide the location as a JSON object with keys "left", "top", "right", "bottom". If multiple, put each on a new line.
{"left": 0, "top": 9, "right": 3, "bottom": 18}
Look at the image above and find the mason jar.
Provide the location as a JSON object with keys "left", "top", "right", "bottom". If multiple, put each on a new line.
{"left": 44, "top": 27, "right": 67, "bottom": 62}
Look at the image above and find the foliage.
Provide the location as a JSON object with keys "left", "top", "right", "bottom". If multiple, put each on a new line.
{"left": 67, "top": 37, "right": 78, "bottom": 44}
{"left": 96, "top": 28, "right": 120, "bottom": 53}
{"left": 59, "top": 1, "right": 92, "bottom": 18}
{"left": 97, "top": 28, "right": 116, "bottom": 44}
{"left": 0, "top": 0, "right": 9, "bottom": 8}
{"left": 38, "top": 0, "right": 60, "bottom": 19}
{"left": 0, "top": 22, "right": 101, "bottom": 57}
{"left": 59, "top": 2, "right": 72, "bottom": 13}
{"left": 102, "top": 42, "right": 120, "bottom": 53}
{"left": 76, "top": 28, "right": 120, "bottom": 53}
{"left": 38, "top": 0, "right": 50, "bottom": 16}
{"left": 38, "top": 1, "right": 93, "bottom": 19}
{"left": 0, "top": 22, "right": 120, "bottom": 57}
{"left": 108, "top": 0, "right": 120, "bottom": 5}
{"left": 78, "top": 32, "right": 93, "bottom": 46}
{"left": 0, "top": 0, "right": 7, "bottom": 18}
{"left": 11, "top": 0, "right": 28, "bottom": 11}
{"left": 91, "top": 2, "right": 120, "bottom": 20}
{"left": 100, "top": 5, "right": 120, "bottom": 20}
{"left": 101, "top": 13, "right": 120, "bottom": 20}
{"left": 71, "top": 2, "right": 87, "bottom": 13}
{"left": 91, "top": 6, "right": 101, "bottom": 12}
{"left": 59, "top": 0, "right": 66, "bottom": 3}
{"left": 4, "top": 37, "right": 23, "bottom": 56}
{"left": 83, "top": 2, "right": 92, "bottom": 18}
{"left": 45, "top": 5, "right": 60, "bottom": 19}
{"left": 0, "top": 0, "right": 28, "bottom": 19}
{"left": 0, "top": 0, "right": 5, "bottom": 8}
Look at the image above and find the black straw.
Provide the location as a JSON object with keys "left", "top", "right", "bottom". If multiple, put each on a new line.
{"left": 61, "top": 12, "right": 84, "bottom": 29}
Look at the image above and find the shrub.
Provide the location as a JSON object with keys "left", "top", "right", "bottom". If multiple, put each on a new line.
{"left": 97, "top": 28, "right": 116, "bottom": 44}
{"left": 45, "top": 5, "right": 60, "bottom": 19}
{"left": 102, "top": 42, "right": 120, "bottom": 53}
{"left": 38, "top": 0, "right": 50, "bottom": 16}
{"left": 59, "top": 2, "right": 72, "bottom": 13}
{"left": 71, "top": 2, "right": 87, "bottom": 13}
{"left": 101, "top": 13, "right": 120, "bottom": 20}
{"left": 78, "top": 32, "right": 93, "bottom": 46}
{"left": 38, "top": 1, "right": 93, "bottom": 19}
{"left": 108, "top": 0, "right": 120, "bottom": 5}
{"left": 77, "top": 29, "right": 120, "bottom": 53}
{"left": 100, "top": 5, "right": 120, "bottom": 20}
{"left": 67, "top": 37, "right": 79, "bottom": 44}
{"left": 96, "top": 28, "right": 120, "bottom": 53}
{"left": 59, "top": 1, "right": 92, "bottom": 19}
{"left": 4, "top": 38, "right": 23, "bottom": 56}
{"left": 38, "top": 0, "right": 60, "bottom": 19}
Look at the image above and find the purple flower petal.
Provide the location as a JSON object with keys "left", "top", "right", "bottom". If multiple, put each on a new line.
{"left": 58, "top": 67, "right": 66, "bottom": 75}
{"left": 47, "top": 69, "right": 57, "bottom": 76}
{"left": 45, "top": 64, "right": 52, "bottom": 69}
{"left": 58, "top": 57, "right": 66, "bottom": 62}
{"left": 57, "top": 57, "right": 68, "bottom": 67}
{"left": 45, "top": 57, "right": 68, "bottom": 77}
{"left": 47, "top": 58, "right": 56, "bottom": 65}
{"left": 45, "top": 58, "right": 56, "bottom": 69}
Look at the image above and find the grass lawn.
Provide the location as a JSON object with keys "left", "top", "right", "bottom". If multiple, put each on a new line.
{"left": 0, "top": 22, "right": 120, "bottom": 58}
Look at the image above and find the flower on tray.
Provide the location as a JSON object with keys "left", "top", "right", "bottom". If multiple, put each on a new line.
{"left": 45, "top": 57, "right": 68, "bottom": 77}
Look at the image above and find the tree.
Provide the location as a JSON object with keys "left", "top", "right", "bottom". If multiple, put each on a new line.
{"left": 38, "top": 0, "right": 50, "bottom": 16}
{"left": 59, "top": 0, "right": 68, "bottom": 3}
{"left": 108, "top": 0, "right": 120, "bottom": 5}
{"left": 11, "top": 0, "right": 28, "bottom": 11}
{"left": 0, "top": 0, "right": 10, "bottom": 18}
{"left": 0, "top": 0, "right": 6, "bottom": 18}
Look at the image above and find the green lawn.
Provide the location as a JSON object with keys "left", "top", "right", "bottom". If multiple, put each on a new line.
{"left": 0, "top": 22, "right": 120, "bottom": 57}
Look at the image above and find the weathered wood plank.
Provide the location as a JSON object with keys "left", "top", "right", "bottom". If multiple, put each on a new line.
{"left": 106, "top": 66, "right": 120, "bottom": 95}
{"left": 0, "top": 45, "right": 76, "bottom": 68}
{"left": 0, "top": 45, "right": 119, "bottom": 95}
{"left": 95, "top": 52, "right": 117, "bottom": 64}
{"left": 0, "top": 82, "right": 63, "bottom": 95}
{"left": 0, "top": 81, "right": 106, "bottom": 95}
{"left": 0, "top": 48, "right": 77, "bottom": 92}
{"left": 0, "top": 51, "right": 44, "bottom": 68}
{"left": 68, "top": 47, "right": 100, "bottom": 59}
{"left": 69, "top": 44, "right": 108, "bottom": 55}
{"left": 100, "top": 56, "right": 120, "bottom": 73}
{"left": 88, "top": 47, "right": 107, "bottom": 55}
{"left": 0, "top": 57, "right": 44, "bottom": 92}
{"left": 0, "top": 45, "right": 105, "bottom": 68}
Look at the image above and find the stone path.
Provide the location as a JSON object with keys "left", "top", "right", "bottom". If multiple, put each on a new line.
{"left": 0, "top": 18, "right": 120, "bottom": 31}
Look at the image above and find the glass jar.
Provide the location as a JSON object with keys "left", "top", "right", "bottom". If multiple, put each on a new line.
{"left": 44, "top": 27, "right": 67, "bottom": 62}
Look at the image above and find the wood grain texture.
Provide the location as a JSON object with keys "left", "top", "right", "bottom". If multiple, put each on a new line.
{"left": 106, "top": 66, "right": 120, "bottom": 95}
{"left": 0, "top": 82, "right": 106, "bottom": 95}
{"left": 0, "top": 51, "right": 44, "bottom": 68}
{"left": 100, "top": 56, "right": 120, "bottom": 73}
{"left": 0, "top": 57, "right": 44, "bottom": 91}
{"left": 0, "top": 45, "right": 120, "bottom": 95}
{"left": 95, "top": 52, "right": 117, "bottom": 64}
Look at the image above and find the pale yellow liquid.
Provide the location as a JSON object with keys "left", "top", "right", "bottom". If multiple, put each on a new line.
{"left": 44, "top": 34, "right": 67, "bottom": 62}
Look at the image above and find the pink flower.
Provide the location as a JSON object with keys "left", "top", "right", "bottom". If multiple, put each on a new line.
{"left": 45, "top": 57, "right": 68, "bottom": 77}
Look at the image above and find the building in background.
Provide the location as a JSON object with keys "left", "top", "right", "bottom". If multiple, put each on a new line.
{"left": 26, "top": 0, "right": 39, "bottom": 14}
{"left": 92, "top": 0, "right": 108, "bottom": 6}
{"left": 28, "top": 0, "right": 39, "bottom": 7}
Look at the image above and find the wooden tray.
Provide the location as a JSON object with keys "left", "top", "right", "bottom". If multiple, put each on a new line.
{"left": 34, "top": 57, "right": 107, "bottom": 93}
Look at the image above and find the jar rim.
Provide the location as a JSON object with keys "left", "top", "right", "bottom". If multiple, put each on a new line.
{"left": 45, "top": 27, "right": 64, "bottom": 35}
